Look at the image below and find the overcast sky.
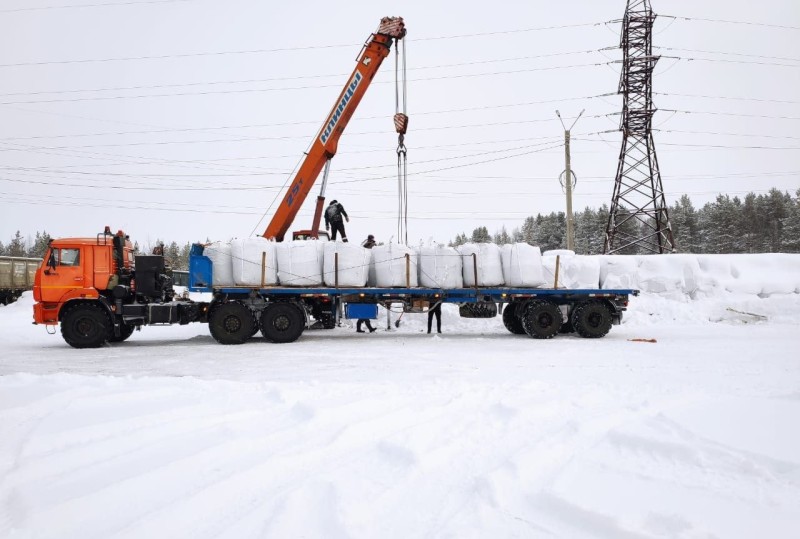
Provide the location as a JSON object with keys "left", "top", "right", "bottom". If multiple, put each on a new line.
{"left": 0, "top": 0, "right": 798, "bottom": 249}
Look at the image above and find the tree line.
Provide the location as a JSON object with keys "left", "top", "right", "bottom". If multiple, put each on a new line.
{"left": 3, "top": 188, "right": 799, "bottom": 261}
{"left": 450, "top": 188, "right": 800, "bottom": 254}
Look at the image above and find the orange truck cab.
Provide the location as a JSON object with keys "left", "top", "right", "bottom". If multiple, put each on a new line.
{"left": 33, "top": 228, "right": 133, "bottom": 326}
{"left": 33, "top": 226, "right": 206, "bottom": 348}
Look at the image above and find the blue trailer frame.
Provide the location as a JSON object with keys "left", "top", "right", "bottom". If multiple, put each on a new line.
{"left": 188, "top": 245, "right": 638, "bottom": 344}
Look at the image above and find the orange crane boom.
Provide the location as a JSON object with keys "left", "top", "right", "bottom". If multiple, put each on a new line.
{"left": 263, "top": 17, "right": 406, "bottom": 241}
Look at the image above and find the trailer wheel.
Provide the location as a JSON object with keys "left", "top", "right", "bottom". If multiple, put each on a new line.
{"left": 572, "top": 301, "right": 612, "bottom": 338}
{"left": 261, "top": 303, "right": 305, "bottom": 343}
{"left": 209, "top": 301, "right": 255, "bottom": 345}
{"left": 61, "top": 302, "right": 111, "bottom": 348}
{"left": 502, "top": 303, "right": 525, "bottom": 335}
{"left": 108, "top": 323, "right": 135, "bottom": 343}
{"left": 522, "top": 300, "right": 562, "bottom": 339}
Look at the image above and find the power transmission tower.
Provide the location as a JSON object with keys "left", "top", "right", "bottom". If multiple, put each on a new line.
{"left": 604, "top": 0, "right": 676, "bottom": 254}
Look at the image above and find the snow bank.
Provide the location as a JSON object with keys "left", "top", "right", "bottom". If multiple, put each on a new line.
{"left": 598, "top": 253, "right": 800, "bottom": 298}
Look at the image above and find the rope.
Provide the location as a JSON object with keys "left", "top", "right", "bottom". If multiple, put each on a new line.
{"left": 395, "top": 37, "right": 409, "bottom": 245}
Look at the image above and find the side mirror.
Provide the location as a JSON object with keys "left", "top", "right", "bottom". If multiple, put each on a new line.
{"left": 45, "top": 251, "right": 57, "bottom": 274}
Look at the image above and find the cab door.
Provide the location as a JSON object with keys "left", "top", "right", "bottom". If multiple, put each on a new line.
{"left": 39, "top": 247, "right": 85, "bottom": 303}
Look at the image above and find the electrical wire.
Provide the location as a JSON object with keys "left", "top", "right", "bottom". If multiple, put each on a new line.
{"left": 0, "top": 20, "right": 611, "bottom": 68}
{"left": 0, "top": 0, "right": 193, "bottom": 13}
{"left": 664, "top": 14, "right": 800, "bottom": 32}
{"left": 0, "top": 94, "right": 615, "bottom": 142}
{"left": 0, "top": 62, "right": 610, "bottom": 105}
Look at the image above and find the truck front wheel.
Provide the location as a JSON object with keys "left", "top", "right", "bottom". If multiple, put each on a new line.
{"left": 261, "top": 303, "right": 305, "bottom": 343}
{"left": 209, "top": 302, "right": 255, "bottom": 345}
{"left": 572, "top": 301, "right": 613, "bottom": 338}
{"left": 61, "top": 303, "right": 111, "bottom": 349}
{"left": 522, "top": 300, "right": 562, "bottom": 339}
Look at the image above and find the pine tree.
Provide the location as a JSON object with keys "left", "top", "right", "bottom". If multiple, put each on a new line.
{"left": 27, "top": 231, "right": 51, "bottom": 259}
{"left": 780, "top": 189, "right": 800, "bottom": 252}
{"left": 449, "top": 233, "right": 468, "bottom": 247}
{"left": 520, "top": 217, "right": 536, "bottom": 245}
{"left": 164, "top": 241, "right": 181, "bottom": 268}
{"left": 492, "top": 226, "right": 511, "bottom": 245}
{"left": 470, "top": 226, "right": 491, "bottom": 243}
{"left": 8, "top": 231, "right": 26, "bottom": 257}
{"left": 178, "top": 242, "right": 192, "bottom": 270}
{"left": 670, "top": 195, "right": 699, "bottom": 253}
{"left": 573, "top": 207, "right": 596, "bottom": 254}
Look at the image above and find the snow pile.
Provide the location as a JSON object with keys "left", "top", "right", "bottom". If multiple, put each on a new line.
{"left": 599, "top": 253, "right": 800, "bottom": 298}
{"left": 598, "top": 254, "right": 639, "bottom": 290}
{"left": 417, "top": 244, "right": 463, "bottom": 288}
{"left": 322, "top": 242, "right": 370, "bottom": 287}
{"left": 371, "top": 243, "right": 418, "bottom": 287}
{"left": 457, "top": 243, "right": 504, "bottom": 287}
{"left": 230, "top": 237, "right": 278, "bottom": 286}
{"left": 204, "top": 241, "right": 235, "bottom": 287}
{"left": 636, "top": 253, "right": 700, "bottom": 296}
{"left": 501, "top": 243, "right": 545, "bottom": 287}
{"left": 276, "top": 240, "right": 324, "bottom": 286}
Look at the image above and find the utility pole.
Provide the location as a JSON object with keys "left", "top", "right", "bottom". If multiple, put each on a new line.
{"left": 556, "top": 109, "right": 584, "bottom": 251}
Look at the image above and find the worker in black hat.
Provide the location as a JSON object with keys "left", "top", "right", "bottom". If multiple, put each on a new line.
{"left": 361, "top": 234, "right": 376, "bottom": 249}
{"left": 324, "top": 199, "right": 349, "bottom": 242}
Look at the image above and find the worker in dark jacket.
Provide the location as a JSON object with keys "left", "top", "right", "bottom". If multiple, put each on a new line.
{"left": 361, "top": 234, "right": 376, "bottom": 249}
{"left": 357, "top": 234, "right": 377, "bottom": 333}
{"left": 325, "top": 200, "right": 349, "bottom": 242}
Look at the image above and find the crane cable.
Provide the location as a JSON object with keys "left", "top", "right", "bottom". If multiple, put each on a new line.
{"left": 394, "top": 36, "right": 409, "bottom": 245}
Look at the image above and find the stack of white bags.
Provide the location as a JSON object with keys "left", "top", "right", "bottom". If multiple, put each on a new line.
{"left": 205, "top": 240, "right": 597, "bottom": 289}
{"left": 203, "top": 239, "right": 800, "bottom": 297}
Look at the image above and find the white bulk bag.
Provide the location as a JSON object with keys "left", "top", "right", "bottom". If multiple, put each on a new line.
{"left": 542, "top": 251, "right": 600, "bottom": 289}
{"left": 323, "top": 242, "right": 370, "bottom": 287}
{"left": 457, "top": 243, "right": 504, "bottom": 287}
{"left": 205, "top": 241, "right": 235, "bottom": 287}
{"left": 276, "top": 240, "right": 324, "bottom": 286}
{"left": 501, "top": 243, "right": 545, "bottom": 287}
{"left": 372, "top": 243, "right": 418, "bottom": 287}
{"left": 418, "top": 244, "right": 463, "bottom": 288}
{"left": 231, "top": 237, "right": 278, "bottom": 286}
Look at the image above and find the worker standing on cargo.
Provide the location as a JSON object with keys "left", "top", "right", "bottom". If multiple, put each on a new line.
{"left": 325, "top": 200, "right": 350, "bottom": 242}
{"left": 427, "top": 301, "right": 442, "bottom": 334}
{"left": 357, "top": 234, "right": 377, "bottom": 333}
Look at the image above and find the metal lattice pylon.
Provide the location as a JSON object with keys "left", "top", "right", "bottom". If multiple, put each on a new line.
{"left": 604, "top": 0, "right": 676, "bottom": 254}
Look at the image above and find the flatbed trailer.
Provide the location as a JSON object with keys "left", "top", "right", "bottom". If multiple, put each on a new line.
{"left": 189, "top": 250, "right": 639, "bottom": 344}
{"left": 31, "top": 237, "right": 638, "bottom": 348}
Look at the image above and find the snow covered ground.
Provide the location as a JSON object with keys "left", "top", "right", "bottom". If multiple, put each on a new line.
{"left": 2, "top": 289, "right": 800, "bottom": 538}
